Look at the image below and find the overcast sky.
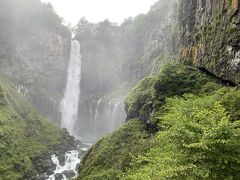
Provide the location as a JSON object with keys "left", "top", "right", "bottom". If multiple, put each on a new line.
{"left": 41, "top": 0, "right": 158, "bottom": 25}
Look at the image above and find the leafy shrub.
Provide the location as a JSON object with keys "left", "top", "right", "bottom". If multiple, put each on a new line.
{"left": 124, "top": 95, "right": 240, "bottom": 179}
{"left": 153, "top": 64, "right": 219, "bottom": 101}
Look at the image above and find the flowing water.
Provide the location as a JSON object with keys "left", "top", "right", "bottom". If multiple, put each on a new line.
{"left": 47, "top": 143, "right": 91, "bottom": 180}
{"left": 93, "top": 98, "right": 103, "bottom": 138}
{"left": 47, "top": 150, "right": 80, "bottom": 180}
{"left": 111, "top": 101, "right": 121, "bottom": 130}
{"left": 47, "top": 40, "right": 83, "bottom": 180}
{"left": 60, "top": 40, "right": 82, "bottom": 136}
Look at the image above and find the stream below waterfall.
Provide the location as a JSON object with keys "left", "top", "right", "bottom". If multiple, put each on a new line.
{"left": 46, "top": 143, "right": 91, "bottom": 180}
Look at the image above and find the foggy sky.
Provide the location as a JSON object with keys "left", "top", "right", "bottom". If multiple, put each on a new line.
{"left": 41, "top": 0, "right": 159, "bottom": 25}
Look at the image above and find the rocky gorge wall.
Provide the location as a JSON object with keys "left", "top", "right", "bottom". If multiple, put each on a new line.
{"left": 7, "top": 29, "right": 71, "bottom": 124}
{"left": 179, "top": 0, "right": 240, "bottom": 85}
{"left": 73, "top": 0, "right": 178, "bottom": 141}
{"left": 0, "top": 0, "right": 71, "bottom": 124}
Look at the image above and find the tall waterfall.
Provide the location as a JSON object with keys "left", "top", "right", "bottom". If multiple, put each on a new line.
{"left": 60, "top": 40, "right": 82, "bottom": 136}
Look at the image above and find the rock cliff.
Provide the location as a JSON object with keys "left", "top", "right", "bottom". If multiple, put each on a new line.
{"left": 0, "top": 0, "right": 71, "bottom": 124}
{"left": 179, "top": 0, "right": 240, "bottom": 85}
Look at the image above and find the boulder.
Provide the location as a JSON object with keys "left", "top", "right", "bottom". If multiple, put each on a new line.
{"left": 62, "top": 170, "right": 76, "bottom": 178}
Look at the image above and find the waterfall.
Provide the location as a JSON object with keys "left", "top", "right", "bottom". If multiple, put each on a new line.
{"left": 111, "top": 101, "right": 121, "bottom": 130}
{"left": 107, "top": 101, "right": 112, "bottom": 124}
{"left": 94, "top": 98, "right": 102, "bottom": 122}
{"left": 93, "top": 98, "right": 102, "bottom": 138}
{"left": 60, "top": 40, "right": 82, "bottom": 136}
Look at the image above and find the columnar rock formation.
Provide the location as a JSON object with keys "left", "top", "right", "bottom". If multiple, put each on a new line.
{"left": 179, "top": 0, "right": 240, "bottom": 85}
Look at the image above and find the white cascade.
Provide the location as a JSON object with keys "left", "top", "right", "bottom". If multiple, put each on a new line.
{"left": 111, "top": 101, "right": 121, "bottom": 130}
{"left": 47, "top": 150, "right": 80, "bottom": 180}
{"left": 46, "top": 144, "right": 91, "bottom": 180}
{"left": 93, "top": 98, "right": 102, "bottom": 138}
{"left": 107, "top": 101, "right": 112, "bottom": 124}
{"left": 60, "top": 40, "right": 82, "bottom": 136}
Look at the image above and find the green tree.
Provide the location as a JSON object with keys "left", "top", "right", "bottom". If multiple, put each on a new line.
{"left": 124, "top": 95, "right": 240, "bottom": 179}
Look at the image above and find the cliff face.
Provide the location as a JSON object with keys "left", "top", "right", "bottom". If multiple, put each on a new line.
{"left": 0, "top": 0, "right": 71, "bottom": 124}
{"left": 74, "top": 0, "right": 177, "bottom": 141}
{"left": 179, "top": 0, "right": 240, "bottom": 85}
{"left": 9, "top": 28, "right": 71, "bottom": 125}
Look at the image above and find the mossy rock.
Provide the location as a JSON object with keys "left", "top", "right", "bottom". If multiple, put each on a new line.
{"left": 125, "top": 63, "right": 221, "bottom": 125}
{"left": 125, "top": 77, "right": 155, "bottom": 120}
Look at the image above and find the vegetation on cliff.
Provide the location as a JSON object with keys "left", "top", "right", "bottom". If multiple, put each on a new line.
{"left": 0, "top": 76, "right": 73, "bottom": 179}
{"left": 179, "top": 0, "right": 240, "bottom": 85}
{"left": 78, "top": 64, "right": 240, "bottom": 179}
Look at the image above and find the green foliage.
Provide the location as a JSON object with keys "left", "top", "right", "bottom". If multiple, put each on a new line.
{"left": 125, "top": 77, "right": 155, "bottom": 119}
{"left": 124, "top": 94, "right": 240, "bottom": 179}
{"left": 77, "top": 120, "right": 153, "bottom": 179}
{"left": 125, "top": 64, "right": 221, "bottom": 124}
{"left": 213, "top": 87, "right": 240, "bottom": 120}
{"left": 0, "top": 76, "right": 61, "bottom": 179}
{"left": 153, "top": 64, "right": 219, "bottom": 101}
{"left": 78, "top": 64, "right": 240, "bottom": 180}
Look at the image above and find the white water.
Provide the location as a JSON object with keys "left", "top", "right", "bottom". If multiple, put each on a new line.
{"left": 107, "top": 101, "right": 112, "bottom": 124}
{"left": 111, "top": 101, "right": 121, "bottom": 130}
{"left": 89, "top": 99, "right": 126, "bottom": 140}
{"left": 47, "top": 150, "right": 79, "bottom": 180}
{"left": 17, "top": 85, "right": 28, "bottom": 97}
{"left": 93, "top": 98, "right": 102, "bottom": 138}
{"left": 46, "top": 143, "right": 91, "bottom": 180}
{"left": 94, "top": 98, "right": 102, "bottom": 122}
{"left": 60, "top": 40, "right": 82, "bottom": 135}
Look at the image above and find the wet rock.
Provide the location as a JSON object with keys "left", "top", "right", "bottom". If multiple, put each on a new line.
{"left": 31, "top": 152, "right": 56, "bottom": 176}
{"left": 179, "top": 0, "right": 240, "bottom": 85}
{"left": 62, "top": 170, "right": 76, "bottom": 178}
{"left": 55, "top": 173, "right": 64, "bottom": 180}
{"left": 75, "top": 163, "right": 80, "bottom": 171}
{"left": 24, "top": 130, "right": 82, "bottom": 179}
{"left": 35, "top": 174, "right": 49, "bottom": 180}
{"left": 58, "top": 154, "right": 65, "bottom": 166}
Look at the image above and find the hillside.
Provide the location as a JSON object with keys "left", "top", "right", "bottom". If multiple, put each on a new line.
{"left": 0, "top": 76, "right": 76, "bottom": 179}
{"left": 77, "top": 64, "right": 240, "bottom": 179}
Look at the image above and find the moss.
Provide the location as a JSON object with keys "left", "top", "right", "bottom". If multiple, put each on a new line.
{"left": 154, "top": 64, "right": 219, "bottom": 99}
{"left": 180, "top": 0, "right": 240, "bottom": 85}
{"left": 125, "top": 64, "right": 221, "bottom": 125}
{"left": 125, "top": 77, "right": 155, "bottom": 120}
